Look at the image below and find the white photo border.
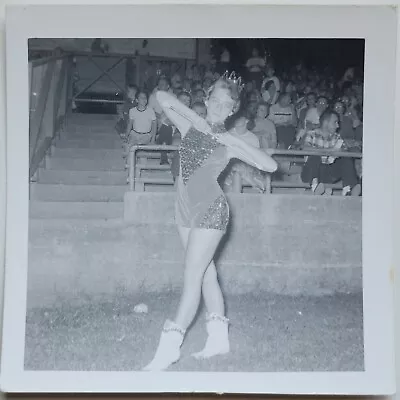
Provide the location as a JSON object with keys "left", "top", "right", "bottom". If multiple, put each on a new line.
{"left": 1, "top": 3, "right": 396, "bottom": 395}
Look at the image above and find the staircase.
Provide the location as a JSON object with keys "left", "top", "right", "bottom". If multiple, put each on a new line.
{"left": 29, "top": 113, "right": 127, "bottom": 220}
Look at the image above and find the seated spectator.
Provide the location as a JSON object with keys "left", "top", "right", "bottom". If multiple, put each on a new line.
{"left": 202, "top": 77, "right": 213, "bottom": 92}
{"left": 192, "top": 88, "right": 206, "bottom": 104}
{"left": 333, "top": 100, "right": 355, "bottom": 140}
{"left": 222, "top": 114, "right": 266, "bottom": 193}
{"left": 191, "top": 101, "right": 207, "bottom": 119}
{"left": 182, "top": 78, "right": 192, "bottom": 93}
{"left": 252, "top": 101, "right": 277, "bottom": 149}
{"left": 245, "top": 100, "right": 259, "bottom": 121}
{"left": 177, "top": 90, "right": 192, "bottom": 108}
{"left": 268, "top": 93, "right": 297, "bottom": 148}
{"left": 230, "top": 115, "right": 260, "bottom": 147}
{"left": 304, "top": 95, "right": 328, "bottom": 130}
{"left": 170, "top": 73, "right": 183, "bottom": 96}
{"left": 191, "top": 80, "right": 203, "bottom": 93}
{"left": 345, "top": 95, "right": 362, "bottom": 128}
{"left": 300, "top": 110, "right": 361, "bottom": 196}
{"left": 261, "top": 80, "right": 277, "bottom": 105}
{"left": 297, "top": 92, "right": 316, "bottom": 129}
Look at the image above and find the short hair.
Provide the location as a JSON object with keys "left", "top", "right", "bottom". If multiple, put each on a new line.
{"left": 157, "top": 76, "right": 170, "bottom": 87}
{"left": 319, "top": 109, "right": 339, "bottom": 127}
{"left": 127, "top": 84, "right": 138, "bottom": 91}
{"left": 257, "top": 101, "right": 270, "bottom": 111}
{"left": 177, "top": 90, "right": 192, "bottom": 101}
{"left": 135, "top": 90, "right": 149, "bottom": 101}
{"left": 317, "top": 95, "right": 328, "bottom": 104}
{"left": 192, "top": 101, "right": 206, "bottom": 109}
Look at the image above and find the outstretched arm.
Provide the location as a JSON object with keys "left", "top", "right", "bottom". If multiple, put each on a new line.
{"left": 222, "top": 134, "right": 278, "bottom": 173}
{"left": 156, "top": 91, "right": 204, "bottom": 139}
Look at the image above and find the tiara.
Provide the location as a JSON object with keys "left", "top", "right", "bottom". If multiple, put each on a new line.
{"left": 221, "top": 70, "right": 245, "bottom": 94}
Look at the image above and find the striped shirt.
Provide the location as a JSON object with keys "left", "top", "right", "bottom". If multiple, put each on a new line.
{"left": 303, "top": 128, "right": 346, "bottom": 164}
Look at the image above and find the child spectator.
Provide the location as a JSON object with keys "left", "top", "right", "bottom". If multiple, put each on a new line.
{"left": 177, "top": 90, "right": 192, "bottom": 108}
{"left": 192, "top": 89, "right": 205, "bottom": 104}
{"left": 300, "top": 110, "right": 361, "bottom": 196}
{"left": 125, "top": 90, "right": 157, "bottom": 151}
{"left": 191, "top": 102, "right": 207, "bottom": 119}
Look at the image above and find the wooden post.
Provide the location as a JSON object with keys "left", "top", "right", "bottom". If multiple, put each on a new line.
{"left": 136, "top": 55, "right": 141, "bottom": 87}
{"left": 265, "top": 173, "right": 272, "bottom": 194}
{"left": 129, "top": 147, "right": 135, "bottom": 191}
{"left": 29, "top": 60, "right": 56, "bottom": 161}
{"left": 52, "top": 59, "right": 67, "bottom": 136}
{"left": 232, "top": 171, "right": 242, "bottom": 193}
{"left": 42, "top": 62, "right": 58, "bottom": 139}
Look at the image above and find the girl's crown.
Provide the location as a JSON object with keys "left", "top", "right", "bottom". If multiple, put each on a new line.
{"left": 221, "top": 70, "right": 245, "bottom": 94}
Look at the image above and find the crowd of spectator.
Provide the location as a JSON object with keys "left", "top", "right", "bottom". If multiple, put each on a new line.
{"left": 117, "top": 49, "right": 363, "bottom": 196}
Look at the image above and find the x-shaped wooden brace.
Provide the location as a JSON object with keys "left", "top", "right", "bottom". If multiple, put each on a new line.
{"left": 73, "top": 55, "right": 127, "bottom": 99}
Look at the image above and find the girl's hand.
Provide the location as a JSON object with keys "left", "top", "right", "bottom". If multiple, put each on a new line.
{"left": 251, "top": 175, "right": 266, "bottom": 193}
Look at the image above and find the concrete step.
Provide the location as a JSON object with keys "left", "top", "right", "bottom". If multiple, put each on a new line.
{"left": 29, "top": 201, "right": 124, "bottom": 219}
{"left": 47, "top": 156, "right": 125, "bottom": 171}
{"left": 51, "top": 147, "right": 123, "bottom": 160}
{"left": 68, "top": 125, "right": 118, "bottom": 130}
{"left": 145, "top": 185, "right": 176, "bottom": 192}
{"left": 69, "top": 113, "right": 118, "bottom": 122}
{"left": 65, "top": 128, "right": 118, "bottom": 136}
{"left": 64, "top": 133, "right": 120, "bottom": 142}
{"left": 30, "top": 183, "right": 126, "bottom": 202}
{"left": 56, "top": 138, "right": 122, "bottom": 149}
{"left": 37, "top": 168, "right": 127, "bottom": 185}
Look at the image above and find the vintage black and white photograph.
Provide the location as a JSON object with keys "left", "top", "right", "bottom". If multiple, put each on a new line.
{"left": 1, "top": 4, "right": 396, "bottom": 395}
{"left": 26, "top": 36, "right": 366, "bottom": 373}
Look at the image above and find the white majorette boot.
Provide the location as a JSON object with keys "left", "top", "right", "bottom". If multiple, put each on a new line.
{"left": 142, "top": 319, "right": 186, "bottom": 371}
{"left": 192, "top": 312, "right": 230, "bottom": 359}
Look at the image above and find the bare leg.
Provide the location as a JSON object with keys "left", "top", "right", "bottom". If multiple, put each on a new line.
{"left": 178, "top": 231, "right": 228, "bottom": 360}
{"left": 174, "top": 227, "right": 225, "bottom": 329}
{"left": 191, "top": 259, "right": 230, "bottom": 359}
{"left": 202, "top": 261, "right": 224, "bottom": 315}
{"left": 177, "top": 227, "right": 224, "bottom": 317}
{"left": 142, "top": 226, "right": 224, "bottom": 371}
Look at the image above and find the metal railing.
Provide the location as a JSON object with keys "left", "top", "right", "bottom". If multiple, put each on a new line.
{"left": 127, "top": 144, "right": 362, "bottom": 194}
{"left": 29, "top": 53, "right": 73, "bottom": 180}
{"left": 127, "top": 145, "right": 178, "bottom": 191}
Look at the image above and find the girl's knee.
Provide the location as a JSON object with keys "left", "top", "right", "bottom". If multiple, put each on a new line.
{"left": 203, "top": 264, "right": 218, "bottom": 284}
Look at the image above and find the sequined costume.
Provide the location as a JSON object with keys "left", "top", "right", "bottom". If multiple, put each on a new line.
{"left": 175, "top": 123, "right": 230, "bottom": 231}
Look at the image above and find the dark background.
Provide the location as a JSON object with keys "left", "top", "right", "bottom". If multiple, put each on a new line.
{"left": 211, "top": 38, "right": 365, "bottom": 78}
